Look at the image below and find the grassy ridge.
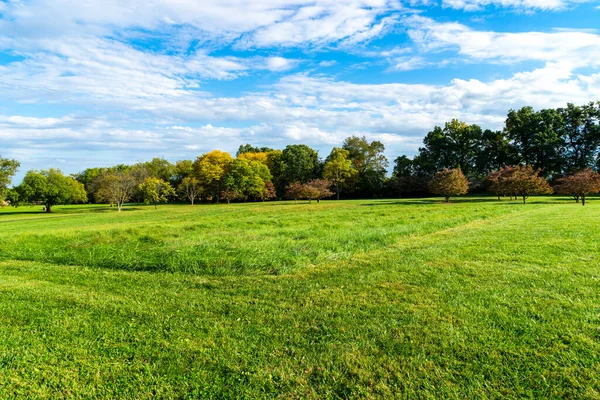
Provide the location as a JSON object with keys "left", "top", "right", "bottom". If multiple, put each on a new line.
{"left": 1, "top": 198, "right": 599, "bottom": 398}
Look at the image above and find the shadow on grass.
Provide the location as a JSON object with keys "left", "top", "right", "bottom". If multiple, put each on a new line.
{"left": 0, "top": 206, "right": 143, "bottom": 217}
{"left": 358, "top": 197, "right": 571, "bottom": 206}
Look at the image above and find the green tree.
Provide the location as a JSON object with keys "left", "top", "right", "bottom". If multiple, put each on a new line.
{"left": 0, "top": 156, "right": 20, "bottom": 202}
{"left": 15, "top": 169, "right": 87, "bottom": 212}
{"left": 558, "top": 102, "right": 600, "bottom": 174}
{"left": 342, "top": 136, "right": 388, "bottom": 196}
{"left": 323, "top": 148, "right": 357, "bottom": 200}
{"left": 222, "top": 159, "right": 272, "bottom": 202}
{"left": 138, "top": 177, "right": 175, "bottom": 209}
{"left": 281, "top": 144, "right": 320, "bottom": 186}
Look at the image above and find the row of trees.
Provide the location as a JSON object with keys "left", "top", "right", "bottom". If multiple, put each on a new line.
{"left": 429, "top": 165, "right": 600, "bottom": 205}
{"left": 392, "top": 102, "right": 600, "bottom": 196}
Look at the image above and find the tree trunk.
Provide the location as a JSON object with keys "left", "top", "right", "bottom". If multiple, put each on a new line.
{"left": 117, "top": 202, "right": 122, "bottom": 212}
{"left": 445, "top": 197, "right": 450, "bottom": 203}
{"left": 337, "top": 191, "right": 340, "bottom": 200}
{"left": 45, "top": 204, "right": 52, "bottom": 213}
{"left": 191, "top": 198, "right": 194, "bottom": 206}
{"left": 582, "top": 195, "right": 586, "bottom": 206}
{"left": 317, "top": 198, "right": 320, "bottom": 203}
{"left": 522, "top": 196, "right": 527, "bottom": 204}
{"left": 154, "top": 202, "right": 157, "bottom": 210}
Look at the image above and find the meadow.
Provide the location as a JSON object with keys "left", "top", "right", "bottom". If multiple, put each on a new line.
{"left": 1, "top": 198, "right": 599, "bottom": 398}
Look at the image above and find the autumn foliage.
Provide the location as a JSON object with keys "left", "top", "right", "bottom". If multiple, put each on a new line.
{"left": 556, "top": 168, "right": 600, "bottom": 205}
{"left": 487, "top": 165, "right": 552, "bottom": 204}
{"left": 428, "top": 168, "right": 469, "bottom": 202}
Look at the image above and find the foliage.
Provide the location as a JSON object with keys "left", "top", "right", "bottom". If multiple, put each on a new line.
{"left": 487, "top": 165, "right": 552, "bottom": 204}
{"left": 342, "top": 136, "right": 387, "bottom": 196}
{"left": 323, "top": 148, "right": 357, "bottom": 200}
{"left": 306, "top": 179, "right": 333, "bottom": 203}
{"left": 428, "top": 168, "right": 469, "bottom": 202}
{"left": 95, "top": 171, "right": 137, "bottom": 211}
{"left": 193, "top": 150, "right": 232, "bottom": 201}
{"left": 178, "top": 176, "right": 202, "bottom": 205}
{"left": 138, "top": 177, "right": 176, "bottom": 209}
{"left": 0, "top": 156, "right": 20, "bottom": 201}
{"left": 555, "top": 168, "right": 600, "bottom": 205}
{"left": 280, "top": 144, "right": 320, "bottom": 186}
{"left": 14, "top": 169, "right": 87, "bottom": 212}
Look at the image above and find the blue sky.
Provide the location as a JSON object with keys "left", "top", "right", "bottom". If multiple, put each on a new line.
{"left": 1, "top": 0, "right": 600, "bottom": 182}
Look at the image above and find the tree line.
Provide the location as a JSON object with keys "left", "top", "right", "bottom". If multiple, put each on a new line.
{"left": 1, "top": 101, "right": 599, "bottom": 211}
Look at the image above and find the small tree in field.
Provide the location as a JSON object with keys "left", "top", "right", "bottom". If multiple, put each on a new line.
{"left": 138, "top": 177, "right": 175, "bottom": 209}
{"left": 258, "top": 181, "right": 277, "bottom": 202}
{"left": 95, "top": 171, "right": 136, "bottom": 211}
{"left": 490, "top": 165, "right": 552, "bottom": 204}
{"left": 286, "top": 182, "right": 304, "bottom": 204}
{"left": 298, "top": 184, "right": 321, "bottom": 204}
{"left": 556, "top": 168, "right": 600, "bottom": 206}
{"left": 428, "top": 168, "right": 469, "bottom": 202}
{"left": 307, "top": 179, "right": 334, "bottom": 203}
{"left": 220, "top": 189, "right": 238, "bottom": 204}
{"left": 179, "top": 177, "right": 202, "bottom": 205}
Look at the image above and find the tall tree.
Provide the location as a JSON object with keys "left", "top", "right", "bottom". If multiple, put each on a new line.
{"left": 95, "top": 171, "right": 137, "bottom": 211}
{"left": 193, "top": 150, "right": 233, "bottom": 202}
{"left": 15, "top": 169, "right": 87, "bottom": 212}
{"left": 280, "top": 144, "right": 320, "bottom": 185}
{"left": 342, "top": 136, "right": 388, "bottom": 196}
{"left": 416, "top": 120, "right": 483, "bottom": 177}
{"left": 0, "top": 156, "right": 20, "bottom": 202}
{"left": 138, "top": 177, "right": 175, "bottom": 209}
{"left": 323, "top": 148, "right": 357, "bottom": 200}
{"left": 178, "top": 177, "right": 202, "bottom": 205}
{"left": 558, "top": 102, "right": 600, "bottom": 174}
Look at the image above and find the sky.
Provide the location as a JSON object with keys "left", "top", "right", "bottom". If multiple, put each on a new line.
{"left": 1, "top": 0, "right": 600, "bottom": 182}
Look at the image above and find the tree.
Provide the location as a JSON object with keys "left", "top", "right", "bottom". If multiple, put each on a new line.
{"left": 15, "top": 169, "right": 87, "bottom": 212}
{"left": 487, "top": 165, "right": 552, "bottom": 204}
{"left": 146, "top": 158, "right": 176, "bottom": 184}
{"left": 138, "top": 177, "right": 175, "bottom": 209}
{"left": 0, "top": 156, "right": 20, "bottom": 202}
{"left": 174, "top": 160, "right": 194, "bottom": 187}
{"left": 178, "top": 177, "right": 202, "bottom": 205}
{"left": 286, "top": 182, "right": 304, "bottom": 204}
{"left": 390, "top": 156, "right": 429, "bottom": 197}
{"left": 323, "top": 148, "right": 357, "bottom": 200}
{"left": 236, "top": 144, "right": 274, "bottom": 156}
{"left": 222, "top": 158, "right": 272, "bottom": 202}
{"left": 193, "top": 150, "right": 232, "bottom": 202}
{"left": 555, "top": 168, "right": 600, "bottom": 206}
{"left": 220, "top": 189, "right": 238, "bottom": 204}
{"left": 306, "top": 179, "right": 333, "bottom": 203}
{"left": 428, "top": 168, "right": 469, "bottom": 203}
{"left": 280, "top": 144, "right": 320, "bottom": 185}
{"left": 342, "top": 136, "right": 388, "bottom": 196}
{"left": 417, "top": 120, "right": 483, "bottom": 177}
{"left": 558, "top": 103, "right": 600, "bottom": 174}
{"left": 95, "top": 171, "right": 137, "bottom": 211}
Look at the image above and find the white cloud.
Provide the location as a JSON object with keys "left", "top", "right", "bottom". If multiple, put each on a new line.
{"left": 442, "top": 0, "right": 592, "bottom": 11}
{"left": 404, "top": 15, "right": 600, "bottom": 68}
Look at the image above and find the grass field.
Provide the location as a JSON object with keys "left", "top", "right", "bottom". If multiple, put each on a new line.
{"left": 1, "top": 198, "right": 599, "bottom": 398}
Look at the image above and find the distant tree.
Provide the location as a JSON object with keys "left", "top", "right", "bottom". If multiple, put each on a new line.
{"left": 174, "top": 160, "right": 194, "bottom": 187}
{"left": 222, "top": 158, "right": 272, "bottom": 201}
{"left": 220, "top": 189, "right": 238, "bottom": 204}
{"left": 95, "top": 171, "right": 137, "bottom": 211}
{"left": 555, "top": 168, "right": 600, "bottom": 205}
{"left": 307, "top": 179, "right": 334, "bottom": 203}
{"left": 390, "top": 155, "right": 429, "bottom": 197}
{"left": 236, "top": 144, "right": 274, "bottom": 156}
{"left": 428, "top": 168, "right": 469, "bottom": 203}
{"left": 238, "top": 152, "right": 269, "bottom": 166}
{"left": 15, "top": 169, "right": 87, "bottom": 212}
{"left": 280, "top": 144, "right": 320, "bottom": 185}
{"left": 286, "top": 182, "right": 304, "bottom": 204}
{"left": 259, "top": 181, "right": 277, "bottom": 202}
{"left": 146, "top": 158, "right": 177, "bottom": 184}
{"left": 0, "top": 156, "right": 20, "bottom": 202}
{"left": 558, "top": 103, "right": 600, "bottom": 174}
{"left": 488, "top": 165, "right": 552, "bottom": 204}
{"left": 323, "top": 148, "right": 357, "bottom": 200}
{"left": 298, "top": 184, "right": 321, "bottom": 204}
{"left": 138, "top": 177, "right": 175, "bottom": 209}
{"left": 193, "top": 150, "right": 232, "bottom": 202}
{"left": 178, "top": 176, "right": 202, "bottom": 205}
{"left": 342, "top": 136, "right": 387, "bottom": 196}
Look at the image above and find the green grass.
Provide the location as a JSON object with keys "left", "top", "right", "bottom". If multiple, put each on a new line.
{"left": 1, "top": 198, "right": 599, "bottom": 398}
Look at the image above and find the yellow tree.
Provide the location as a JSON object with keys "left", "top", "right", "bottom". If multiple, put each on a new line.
{"left": 323, "top": 148, "right": 357, "bottom": 200}
{"left": 193, "top": 150, "right": 232, "bottom": 202}
{"left": 428, "top": 168, "right": 469, "bottom": 203}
